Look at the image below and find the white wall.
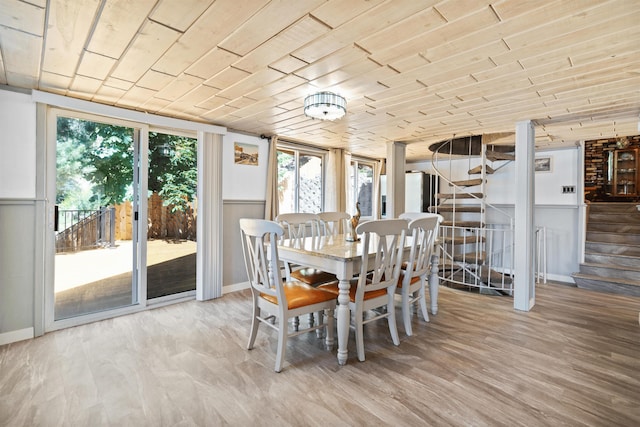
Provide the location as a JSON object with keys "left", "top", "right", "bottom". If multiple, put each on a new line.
{"left": 0, "top": 88, "right": 38, "bottom": 344}
{"left": 0, "top": 89, "right": 36, "bottom": 198}
{"left": 222, "top": 132, "right": 268, "bottom": 200}
{"left": 533, "top": 148, "right": 579, "bottom": 205}
{"left": 221, "top": 132, "right": 269, "bottom": 290}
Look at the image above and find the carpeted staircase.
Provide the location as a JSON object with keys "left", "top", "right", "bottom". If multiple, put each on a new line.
{"left": 572, "top": 202, "right": 640, "bottom": 296}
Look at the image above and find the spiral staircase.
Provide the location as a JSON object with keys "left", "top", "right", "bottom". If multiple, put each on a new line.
{"left": 429, "top": 136, "right": 516, "bottom": 294}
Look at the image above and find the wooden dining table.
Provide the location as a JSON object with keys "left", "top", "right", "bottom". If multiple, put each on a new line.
{"left": 278, "top": 233, "right": 440, "bottom": 365}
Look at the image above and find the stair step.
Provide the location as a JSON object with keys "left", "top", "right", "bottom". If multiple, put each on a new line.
{"left": 585, "top": 252, "right": 640, "bottom": 269}
{"left": 571, "top": 273, "right": 640, "bottom": 297}
{"left": 579, "top": 262, "right": 640, "bottom": 281}
{"left": 587, "top": 223, "right": 640, "bottom": 234}
{"left": 441, "top": 221, "right": 484, "bottom": 228}
{"left": 479, "top": 268, "right": 513, "bottom": 287}
{"left": 434, "top": 205, "right": 483, "bottom": 213}
{"left": 439, "top": 270, "right": 512, "bottom": 291}
{"left": 468, "top": 165, "right": 495, "bottom": 175}
{"left": 437, "top": 192, "right": 484, "bottom": 200}
{"left": 486, "top": 150, "right": 515, "bottom": 162}
{"left": 450, "top": 251, "right": 486, "bottom": 264}
{"left": 585, "top": 241, "right": 640, "bottom": 257}
{"left": 588, "top": 202, "right": 640, "bottom": 214}
{"left": 485, "top": 141, "right": 515, "bottom": 150}
{"left": 451, "top": 178, "right": 484, "bottom": 187}
{"left": 441, "top": 235, "right": 486, "bottom": 245}
{"left": 586, "top": 231, "right": 640, "bottom": 245}
{"left": 589, "top": 212, "right": 640, "bottom": 224}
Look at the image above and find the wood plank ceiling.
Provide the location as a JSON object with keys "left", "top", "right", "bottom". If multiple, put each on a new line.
{"left": 1, "top": 0, "right": 639, "bottom": 161}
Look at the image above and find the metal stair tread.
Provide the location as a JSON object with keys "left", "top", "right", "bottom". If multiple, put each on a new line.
{"left": 441, "top": 235, "right": 486, "bottom": 244}
{"left": 437, "top": 192, "right": 484, "bottom": 200}
{"left": 450, "top": 178, "right": 484, "bottom": 187}
{"left": 434, "top": 205, "right": 483, "bottom": 213}
{"left": 441, "top": 220, "right": 485, "bottom": 228}
{"left": 485, "top": 150, "right": 515, "bottom": 161}
{"left": 450, "top": 251, "right": 486, "bottom": 263}
{"left": 479, "top": 268, "right": 513, "bottom": 284}
{"left": 468, "top": 165, "right": 495, "bottom": 175}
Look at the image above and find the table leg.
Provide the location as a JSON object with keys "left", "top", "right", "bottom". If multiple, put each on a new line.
{"left": 336, "top": 278, "right": 350, "bottom": 365}
{"left": 429, "top": 254, "right": 439, "bottom": 315}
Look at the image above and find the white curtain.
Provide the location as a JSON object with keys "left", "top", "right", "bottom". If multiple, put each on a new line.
{"left": 374, "top": 159, "right": 384, "bottom": 219}
{"left": 325, "top": 148, "right": 349, "bottom": 213}
{"left": 196, "top": 131, "right": 223, "bottom": 300}
{"left": 264, "top": 135, "right": 279, "bottom": 220}
{"left": 343, "top": 151, "right": 352, "bottom": 214}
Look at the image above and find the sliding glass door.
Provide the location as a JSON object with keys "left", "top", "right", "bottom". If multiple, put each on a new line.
{"left": 49, "top": 112, "right": 198, "bottom": 325}
{"left": 146, "top": 131, "right": 197, "bottom": 300}
{"left": 53, "top": 115, "right": 140, "bottom": 319}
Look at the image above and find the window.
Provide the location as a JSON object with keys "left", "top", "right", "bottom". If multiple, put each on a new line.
{"left": 277, "top": 146, "right": 324, "bottom": 214}
{"left": 349, "top": 158, "right": 375, "bottom": 218}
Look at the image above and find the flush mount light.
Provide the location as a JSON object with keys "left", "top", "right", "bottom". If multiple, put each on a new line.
{"left": 303, "top": 91, "right": 346, "bottom": 121}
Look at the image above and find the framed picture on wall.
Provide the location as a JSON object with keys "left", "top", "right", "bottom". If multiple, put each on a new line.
{"left": 535, "top": 156, "right": 552, "bottom": 172}
{"left": 234, "top": 142, "right": 259, "bottom": 166}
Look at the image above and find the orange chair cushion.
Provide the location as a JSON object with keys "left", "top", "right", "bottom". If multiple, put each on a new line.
{"left": 291, "top": 268, "right": 337, "bottom": 286}
{"left": 396, "top": 270, "right": 421, "bottom": 289}
{"left": 318, "top": 279, "right": 387, "bottom": 302}
{"left": 260, "top": 282, "right": 337, "bottom": 310}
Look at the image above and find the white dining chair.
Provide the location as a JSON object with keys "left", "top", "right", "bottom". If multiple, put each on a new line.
{"left": 317, "top": 211, "right": 350, "bottom": 236}
{"left": 275, "top": 212, "right": 336, "bottom": 286}
{"left": 320, "top": 219, "right": 408, "bottom": 361}
{"left": 396, "top": 214, "right": 442, "bottom": 336}
{"left": 275, "top": 212, "right": 322, "bottom": 240}
{"left": 398, "top": 212, "right": 435, "bottom": 221}
{"left": 239, "top": 218, "right": 337, "bottom": 372}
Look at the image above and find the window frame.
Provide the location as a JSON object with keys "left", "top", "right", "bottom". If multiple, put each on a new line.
{"left": 276, "top": 142, "right": 326, "bottom": 214}
{"left": 349, "top": 156, "right": 377, "bottom": 220}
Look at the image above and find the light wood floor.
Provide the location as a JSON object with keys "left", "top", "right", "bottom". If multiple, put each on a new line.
{"left": 1, "top": 283, "right": 638, "bottom": 426}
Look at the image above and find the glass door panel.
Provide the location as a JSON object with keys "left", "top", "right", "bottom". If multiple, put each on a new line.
{"left": 277, "top": 149, "right": 296, "bottom": 214}
{"left": 54, "top": 116, "right": 138, "bottom": 320}
{"left": 146, "top": 132, "right": 197, "bottom": 299}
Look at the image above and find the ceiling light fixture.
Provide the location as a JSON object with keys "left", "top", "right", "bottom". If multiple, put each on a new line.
{"left": 304, "top": 91, "right": 346, "bottom": 121}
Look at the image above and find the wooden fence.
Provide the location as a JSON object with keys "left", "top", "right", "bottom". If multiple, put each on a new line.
{"left": 115, "top": 193, "right": 197, "bottom": 241}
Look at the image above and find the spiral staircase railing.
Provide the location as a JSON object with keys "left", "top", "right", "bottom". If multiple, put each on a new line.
{"left": 429, "top": 137, "right": 515, "bottom": 294}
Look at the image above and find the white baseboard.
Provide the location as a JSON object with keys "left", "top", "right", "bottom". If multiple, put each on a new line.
{"left": 542, "top": 273, "right": 575, "bottom": 284}
{"left": 0, "top": 327, "right": 34, "bottom": 346}
{"left": 223, "top": 281, "right": 250, "bottom": 293}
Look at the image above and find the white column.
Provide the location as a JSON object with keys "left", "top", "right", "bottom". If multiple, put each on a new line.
{"left": 196, "top": 131, "right": 224, "bottom": 300}
{"left": 577, "top": 142, "right": 587, "bottom": 264}
{"left": 386, "top": 142, "right": 406, "bottom": 219}
{"left": 514, "top": 120, "right": 535, "bottom": 311}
